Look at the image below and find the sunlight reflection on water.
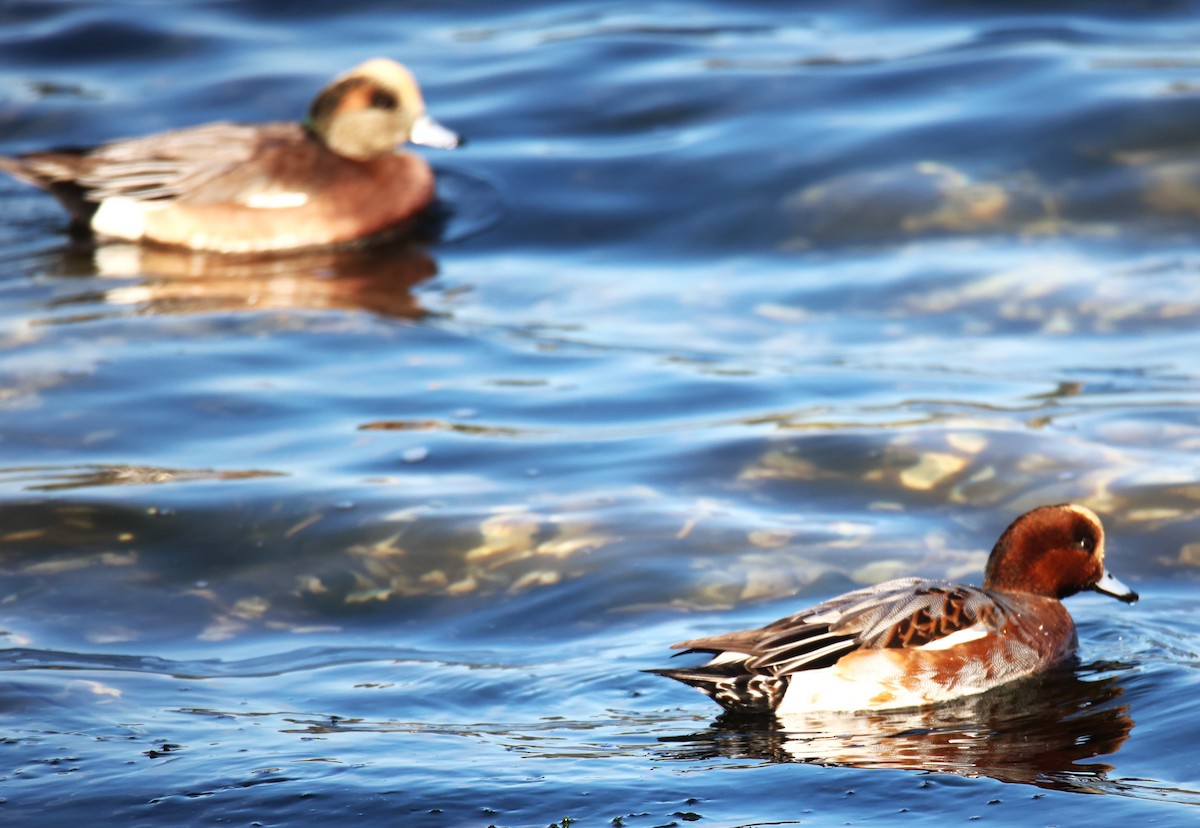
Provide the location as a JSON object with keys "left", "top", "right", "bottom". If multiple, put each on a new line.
{"left": 3, "top": 0, "right": 1200, "bottom": 825}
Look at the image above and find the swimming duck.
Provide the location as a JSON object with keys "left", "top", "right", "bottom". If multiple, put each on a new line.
{"left": 0, "top": 58, "right": 460, "bottom": 253}
{"left": 652, "top": 504, "right": 1138, "bottom": 713}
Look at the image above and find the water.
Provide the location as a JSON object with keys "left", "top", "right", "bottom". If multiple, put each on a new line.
{"left": 2, "top": 1, "right": 1200, "bottom": 825}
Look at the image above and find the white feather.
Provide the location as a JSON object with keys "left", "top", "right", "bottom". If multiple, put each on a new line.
{"left": 91, "top": 197, "right": 149, "bottom": 241}
{"left": 916, "top": 623, "right": 989, "bottom": 651}
{"left": 243, "top": 192, "right": 309, "bottom": 209}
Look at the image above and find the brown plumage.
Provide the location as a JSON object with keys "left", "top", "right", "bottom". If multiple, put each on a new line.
{"left": 0, "top": 58, "right": 460, "bottom": 252}
{"left": 651, "top": 504, "right": 1138, "bottom": 714}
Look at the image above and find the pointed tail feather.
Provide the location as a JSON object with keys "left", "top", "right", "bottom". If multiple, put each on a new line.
{"left": 1, "top": 150, "right": 102, "bottom": 226}
{"left": 647, "top": 667, "right": 786, "bottom": 714}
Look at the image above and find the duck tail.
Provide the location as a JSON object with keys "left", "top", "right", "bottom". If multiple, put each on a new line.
{"left": 647, "top": 666, "right": 786, "bottom": 714}
{"left": 1, "top": 150, "right": 99, "bottom": 227}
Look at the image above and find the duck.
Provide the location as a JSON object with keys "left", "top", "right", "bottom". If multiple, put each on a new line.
{"left": 0, "top": 58, "right": 460, "bottom": 253}
{"left": 652, "top": 503, "right": 1138, "bottom": 714}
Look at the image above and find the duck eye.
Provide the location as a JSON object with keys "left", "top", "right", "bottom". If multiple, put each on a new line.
{"left": 1076, "top": 534, "right": 1096, "bottom": 553}
{"left": 370, "top": 89, "right": 398, "bottom": 110}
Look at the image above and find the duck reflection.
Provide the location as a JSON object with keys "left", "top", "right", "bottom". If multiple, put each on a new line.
{"left": 658, "top": 665, "right": 1133, "bottom": 795}
{"left": 80, "top": 239, "right": 438, "bottom": 320}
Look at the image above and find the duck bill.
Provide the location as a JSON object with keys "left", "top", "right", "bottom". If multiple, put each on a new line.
{"left": 1094, "top": 570, "right": 1139, "bottom": 604}
{"left": 409, "top": 113, "right": 461, "bottom": 149}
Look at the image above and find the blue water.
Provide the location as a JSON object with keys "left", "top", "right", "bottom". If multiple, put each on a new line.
{"left": 3, "top": 1, "right": 1200, "bottom": 825}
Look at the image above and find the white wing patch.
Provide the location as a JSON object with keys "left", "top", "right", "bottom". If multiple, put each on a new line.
{"left": 916, "top": 623, "right": 989, "bottom": 651}
{"left": 243, "top": 192, "right": 309, "bottom": 209}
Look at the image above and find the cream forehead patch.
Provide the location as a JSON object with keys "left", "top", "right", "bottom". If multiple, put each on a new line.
{"left": 1063, "top": 503, "right": 1106, "bottom": 561}
{"left": 343, "top": 58, "right": 422, "bottom": 104}
{"left": 1063, "top": 504, "right": 1101, "bottom": 525}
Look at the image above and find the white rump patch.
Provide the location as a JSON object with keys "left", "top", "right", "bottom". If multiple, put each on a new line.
{"left": 917, "top": 623, "right": 989, "bottom": 651}
{"left": 243, "top": 192, "right": 309, "bottom": 209}
{"left": 92, "top": 196, "right": 149, "bottom": 241}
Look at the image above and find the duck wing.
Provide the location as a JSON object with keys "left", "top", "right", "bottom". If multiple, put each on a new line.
{"left": 2, "top": 122, "right": 299, "bottom": 206}
{"left": 672, "top": 577, "right": 1008, "bottom": 678}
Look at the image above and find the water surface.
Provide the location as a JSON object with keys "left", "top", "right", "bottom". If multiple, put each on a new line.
{"left": 2, "top": 1, "right": 1200, "bottom": 825}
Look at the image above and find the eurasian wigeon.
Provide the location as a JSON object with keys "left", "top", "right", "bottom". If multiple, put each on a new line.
{"left": 653, "top": 504, "right": 1138, "bottom": 713}
{"left": 0, "top": 58, "right": 460, "bottom": 253}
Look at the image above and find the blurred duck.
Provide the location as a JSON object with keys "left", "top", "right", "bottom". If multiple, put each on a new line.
{"left": 0, "top": 58, "right": 460, "bottom": 253}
